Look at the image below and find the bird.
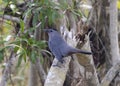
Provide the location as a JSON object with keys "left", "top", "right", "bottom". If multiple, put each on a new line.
{"left": 44, "top": 28, "right": 91, "bottom": 64}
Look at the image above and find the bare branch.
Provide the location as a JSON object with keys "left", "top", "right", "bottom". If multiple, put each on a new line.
{"left": 0, "top": 15, "right": 20, "bottom": 23}
{"left": 44, "top": 57, "right": 71, "bottom": 86}
{"left": 101, "top": 62, "right": 120, "bottom": 86}
{"left": 23, "top": 11, "right": 32, "bottom": 30}
{"left": 35, "top": 58, "right": 47, "bottom": 84}
{"left": 31, "top": 21, "right": 46, "bottom": 85}
{"left": 35, "top": 22, "right": 42, "bottom": 28}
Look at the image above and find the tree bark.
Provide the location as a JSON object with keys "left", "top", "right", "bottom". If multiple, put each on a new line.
{"left": 0, "top": 51, "right": 16, "bottom": 86}
{"left": 109, "top": 0, "right": 120, "bottom": 64}
{"left": 28, "top": 62, "right": 42, "bottom": 86}
{"left": 44, "top": 57, "right": 71, "bottom": 86}
{"left": 101, "top": 62, "right": 120, "bottom": 86}
{"left": 109, "top": 0, "right": 120, "bottom": 85}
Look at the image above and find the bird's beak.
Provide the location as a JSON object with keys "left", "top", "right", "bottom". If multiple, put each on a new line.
{"left": 43, "top": 29, "right": 49, "bottom": 32}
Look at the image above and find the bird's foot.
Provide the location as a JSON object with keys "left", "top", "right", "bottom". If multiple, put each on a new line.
{"left": 52, "top": 64, "right": 62, "bottom": 68}
{"left": 52, "top": 60, "right": 65, "bottom": 68}
{"left": 59, "top": 59, "right": 65, "bottom": 64}
{"left": 71, "top": 55, "right": 74, "bottom": 60}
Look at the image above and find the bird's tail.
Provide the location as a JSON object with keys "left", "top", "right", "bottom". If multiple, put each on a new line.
{"left": 78, "top": 49, "right": 92, "bottom": 55}
{"left": 70, "top": 48, "right": 92, "bottom": 55}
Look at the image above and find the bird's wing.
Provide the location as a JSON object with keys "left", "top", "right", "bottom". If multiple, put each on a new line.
{"left": 48, "top": 41, "right": 63, "bottom": 61}
{"left": 50, "top": 34, "right": 71, "bottom": 57}
{"left": 48, "top": 32, "right": 69, "bottom": 60}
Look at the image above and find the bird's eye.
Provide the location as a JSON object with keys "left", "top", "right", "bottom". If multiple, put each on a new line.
{"left": 50, "top": 30, "right": 53, "bottom": 32}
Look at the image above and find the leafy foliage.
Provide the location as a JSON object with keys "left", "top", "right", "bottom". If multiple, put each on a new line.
{"left": 23, "top": 0, "right": 61, "bottom": 28}
{"left": 0, "top": 33, "right": 47, "bottom": 64}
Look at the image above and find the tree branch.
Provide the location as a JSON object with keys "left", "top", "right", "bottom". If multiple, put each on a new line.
{"left": 44, "top": 57, "right": 71, "bottom": 86}
{"left": 0, "top": 51, "right": 16, "bottom": 86}
{"left": 34, "top": 22, "right": 46, "bottom": 85}
{"left": 101, "top": 62, "right": 120, "bottom": 86}
{"left": 0, "top": 15, "right": 20, "bottom": 23}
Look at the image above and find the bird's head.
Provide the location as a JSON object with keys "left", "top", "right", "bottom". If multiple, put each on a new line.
{"left": 44, "top": 28, "right": 58, "bottom": 34}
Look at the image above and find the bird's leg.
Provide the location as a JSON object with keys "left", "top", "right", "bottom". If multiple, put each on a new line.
{"left": 59, "top": 59, "right": 65, "bottom": 63}
{"left": 52, "top": 63, "right": 62, "bottom": 67}
{"left": 52, "top": 62, "right": 63, "bottom": 68}
{"left": 71, "top": 55, "right": 74, "bottom": 60}
{"left": 52, "top": 59, "right": 65, "bottom": 67}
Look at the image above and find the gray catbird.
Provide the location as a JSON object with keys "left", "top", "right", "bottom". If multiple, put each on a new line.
{"left": 44, "top": 28, "right": 91, "bottom": 63}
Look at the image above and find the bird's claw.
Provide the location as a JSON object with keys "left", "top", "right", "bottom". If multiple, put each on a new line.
{"left": 52, "top": 64, "right": 62, "bottom": 68}
{"left": 59, "top": 59, "right": 65, "bottom": 63}
{"left": 52, "top": 59, "right": 65, "bottom": 68}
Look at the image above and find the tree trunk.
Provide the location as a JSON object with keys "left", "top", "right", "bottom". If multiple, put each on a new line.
{"left": 28, "top": 62, "right": 42, "bottom": 86}
{"left": 109, "top": 0, "right": 120, "bottom": 64}
{"left": 109, "top": 0, "right": 120, "bottom": 85}
{"left": 0, "top": 51, "right": 16, "bottom": 86}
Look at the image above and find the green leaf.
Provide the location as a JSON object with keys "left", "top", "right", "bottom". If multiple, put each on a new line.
{"left": 117, "top": 0, "right": 120, "bottom": 9}
{"left": 0, "top": 50, "right": 4, "bottom": 62}
{"left": 17, "top": 55, "right": 23, "bottom": 67}
{"left": 30, "top": 51, "right": 37, "bottom": 63}
{"left": 71, "top": 9, "right": 82, "bottom": 17}
{"left": 0, "top": 11, "right": 4, "bottom": 15}
{"left": 0, "top": 40, "right": 6, "bottom": 44}
{"left": 3, "top": 0, "right": 10, "bottom": 3}
{"left": 32, "top": 12, "right": 39, "bottom": 26}
{"left": 18, "top": 49, "right": 27, "bottom": 62}
{"left": 14, "top": 46, "right": 19, "bottom": 53}
{"left": 39, "top": 52, "right": 44, "bottom": 64}
{"left": 23, "top": 8, "right": 32, "bottom": 19}
{"left": 0, "top": 47, "right": 5, "bottom": 62}
{"left": 20, "top": 19, "right": 25, "bottom": 33}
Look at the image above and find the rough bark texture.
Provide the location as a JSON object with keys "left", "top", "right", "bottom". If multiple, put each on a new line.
{"left": 68, "top": 57, "right": 88, "bottom": 86}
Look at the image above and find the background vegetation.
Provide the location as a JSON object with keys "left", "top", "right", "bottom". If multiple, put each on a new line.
{"left": 0, "top": 0, "right": 120, "bottom": 86}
